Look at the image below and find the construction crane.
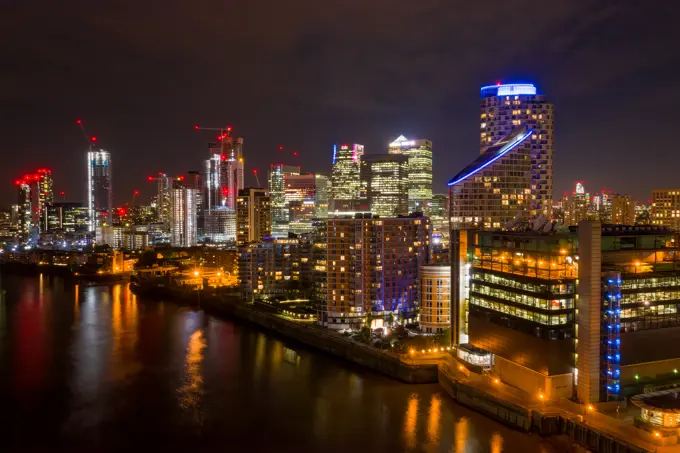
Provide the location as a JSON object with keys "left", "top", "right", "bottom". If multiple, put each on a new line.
{"left": 252, "top": 169, "right": 261, "bottom": 187}
{"left": 76, "top": 119, "right": 98, "bottom": 149}
{"left": 194, "top": 125, "right": 232, "bottom": 141}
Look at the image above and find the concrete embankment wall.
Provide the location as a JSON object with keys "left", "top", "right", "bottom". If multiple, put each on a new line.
{"left": 438, "top": 367, "right": 531, "bottom": 431}
{"left": 207, "top": 299, "right": 438, "bottom": 384}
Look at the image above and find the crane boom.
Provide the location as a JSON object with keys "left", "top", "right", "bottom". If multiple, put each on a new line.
{"left": 76, "top": 119, "right": 98, "bottom": 150}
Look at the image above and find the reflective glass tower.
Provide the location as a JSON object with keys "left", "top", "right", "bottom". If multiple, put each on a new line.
{"left": 268, "top": 164, "right": 300, "bottom": 237}
{"left": 388, "top": 136, "right": 432, "bottom": 213}
{"left": 360, "top": 154, "right": 409, "bottom": 217}
{"left": 480, "top": 83, "right": 553, "bottom": 217}
{"left": 329, "top": 144, "right": 364, "bottom": 214}
{"left": 87, "top": 149, "right": 112, "bottom": 233}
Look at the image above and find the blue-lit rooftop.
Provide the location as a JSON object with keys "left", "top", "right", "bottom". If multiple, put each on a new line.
{"left": 447, "top": 125, "right": 533, "bottom": 186}
{"left": 480, "top": 83, "right": 537, "bottom": 98}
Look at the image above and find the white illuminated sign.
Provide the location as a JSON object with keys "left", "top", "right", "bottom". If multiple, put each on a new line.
{"left": 496, "top": 84, "right": 536, "bottom": 96}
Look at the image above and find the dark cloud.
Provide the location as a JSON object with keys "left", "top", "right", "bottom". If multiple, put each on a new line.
{"left": 1, "top": 0, "right": 679, "bottom": 206}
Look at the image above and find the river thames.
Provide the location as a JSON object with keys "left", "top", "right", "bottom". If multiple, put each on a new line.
{"left": 0, "top": 275, "right": 569, "bottom": 452}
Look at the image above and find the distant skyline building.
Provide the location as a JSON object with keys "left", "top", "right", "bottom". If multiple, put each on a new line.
{"left": 236, "top": 188, "right": 271, "bottom": 246}
{"left": 360, "top": 154, "right": 409, "bottom": 217}
{"left": 388, "top": 136, "right": 432, "bottom": 213}
{"left": 314, "top": 174, "right": 330, "bottom": 219}
{"left": 36, "top": 168, "right": 54, "bottom": 232}
{"left": 480, "top": 83, "right": 554, "bottom": 217}
{"left": 651, "top": 190, "right": 680, "bottom": 231}
{"left": 610, "top": 194, "right": 635, "bottom": 225}
{"left": 170, "top": 179, "right": 197, "bottom": 247}
{"left": 15, "top": 180, "right": 32, "bottom": 235}
{"left": 201, "top": 135, "right": 244, "bottom": 242}
{"left": 329, "top": 143, "right": 364, "bottom": 214}
{"left": 448, "top": 125, "right": 534, "bottom": 230}
{"left": 268, "top": 164, "right": 300, "bottom": 237}
{"left": 87, "top": 149, "right": 112, "bottom": 233}
{"left": 46, "top": 202, "right": 89, "bottom": 232}
{"left": 149, "top": 173, "right": 173, "bottom": 228}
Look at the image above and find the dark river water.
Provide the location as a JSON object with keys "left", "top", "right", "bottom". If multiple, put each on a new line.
{"left": 0, "top": 274, "right": 565, "bottom": 452}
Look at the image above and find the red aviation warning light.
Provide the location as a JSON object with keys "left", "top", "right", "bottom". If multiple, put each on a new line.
{"left": 147, "top": 176, "right": 154, "bottom": 181}
{"left": 133, "top": 190, "right": 139, "bottom": 196}
{"left": 293, "top": 152, "right": 298, "bottom": 157}
{"left": 278, "top": 145, "right": 283, "bottom": 150}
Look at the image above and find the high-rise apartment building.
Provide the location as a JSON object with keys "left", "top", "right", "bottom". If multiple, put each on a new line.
{"left": 388, "top": 136, "right": 432, "bottom": 212}
{"left": 35, "top": 168, "right": 54, "bottom": 232}
{"left": 149, "top": 173, "right": 172, "bottom": 228}
{"left": 15, "top": 180, "right": 32, "bottom": 235}
{"left": 268, "top": 164, "right": 300, "bottom": 237}
{"left": 202, "top": 135, "right": 244, "bottom": 242}
{"left": 170, "top": 179, "right": 197, "bottom": 247}
{"left": 322, "top": 213, "right": 431, "bottom": 330}
{"left": 448, "top": 125, "right": 534, "bottom": 230}
{"left": 329, "top": 144, "right": 364, "bottom": 214}
{"left": 610, "top": 194, "right": 635, "bottom": 225}
{"left": 186, "top": 170, "right": 204, "bottom": 237}
{"left": 360, "top": 154, "right": 409, "bottom": 217}
{"left": 651, "top": 190, "right": 680, "bottom": 231}
{"left": 87, "top": 149, "right": 112, "bottom": 232}
{"left": 236, "top": 188, "right": 271, "bottom": 246}
{"left": 238, "top": 237, "right": 309, "bottom": 301}
{"left": 480, "top": 83, "right": 553, "bottom": 217}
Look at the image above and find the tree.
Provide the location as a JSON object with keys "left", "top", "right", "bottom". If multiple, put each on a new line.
{"left": 136, "top": 250, "right": 158, "bottom": 269}
{"left": 387, "top": 312, "right": 395, "bottom": 328}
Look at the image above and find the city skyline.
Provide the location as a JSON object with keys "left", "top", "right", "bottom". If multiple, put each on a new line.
{"left": 2, "top": 2, "right": 679, "bottom": 207}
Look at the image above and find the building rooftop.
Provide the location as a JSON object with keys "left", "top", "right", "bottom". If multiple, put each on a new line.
{"left": 631, "top": 388, "right": 680, "bottom": 413}
{"left": 480, "top": 83, "right": 538, "bottom": 98}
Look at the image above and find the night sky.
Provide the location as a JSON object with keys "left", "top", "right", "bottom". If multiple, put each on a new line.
{"left": 2, "top": 1, "right": 679, "bottom": 208}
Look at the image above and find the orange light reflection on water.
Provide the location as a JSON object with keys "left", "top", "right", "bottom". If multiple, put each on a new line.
{"left": 404, "top": 393, "right": 419, "bottom": 449}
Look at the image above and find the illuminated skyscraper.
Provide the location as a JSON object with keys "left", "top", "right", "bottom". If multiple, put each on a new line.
{"left": 388, "top": 136, "right": 432, "bottom": 212}
{"left": 202, "top": 135, "right": 244, "bottom": 242}
{"left": 330, "top": 144, "right": 364, "bottom": 214}
{"left": 448, "top": 125, "right": 533, "bottom": 229}
{"left": 87, "top": 149, "right": 112, "bottom": 233}
{"left": 170, "top": 179, "right": 197, "bottom": 247}
{"left": 269, "top": 164, "right": 299, "bottom": 237}
{"left": 15, "top": 179, "right": 32, "bottom": 235}
{"left": 314, "top": 174, "right": 330, "bottom": 218}
{"left": 149, "top": 173, "right": 172, "bottom": 227}
{"left": 651, "top": 190, "right": 680, "bottom": 230}
{"left": 236, "top": 188, "right": 271, "bottom": 246}
{"left": 480, "top": 83, "right": 554, "bottom": 216}
{"left": 35, "top": 168, "right": 53, "bottom": 232}
{"left": 360, "top": 154, "right": 409, "bottom": 217}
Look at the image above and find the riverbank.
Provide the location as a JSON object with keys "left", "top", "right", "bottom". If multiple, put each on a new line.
{"left": 129, "top": 282, "right": 674, "bottom": 453}
{"left": 130, "top": 283, "right": 438, "bottom": 384}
